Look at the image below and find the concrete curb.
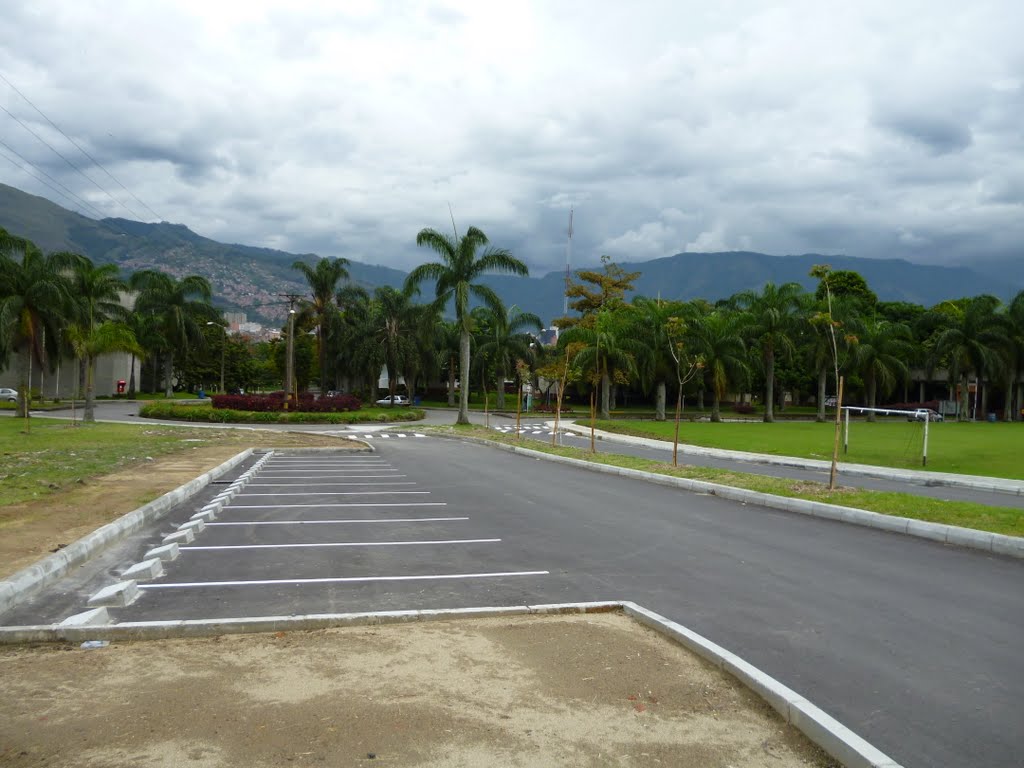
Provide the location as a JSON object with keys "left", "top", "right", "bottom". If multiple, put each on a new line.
{"left": 564, "top": 422, "right": 1024, "bottom": 496}
{"left": 0, "top": 601, "right": 902, "bottom": 767}
{"left": 0, "top": 449, "right": 254, "bottom": 616}
{"left": 443, "top": 434, "right": 1024, "bottom": 560}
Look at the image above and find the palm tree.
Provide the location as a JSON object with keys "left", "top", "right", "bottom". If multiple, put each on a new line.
{"left": 1002, "top": 290, "right": 1024, "bottom": 421}
{"left": 293, "top": 256, "right": 350, "bottom": 390}
{"left": 129, "top": 271, "right": 214, "bottom": 398}
{"left": 734, "top": 281, "right": 805, "bottom": 422}
{"left": 475, "top": 304, "right": 542, "bottom": 410}
{"left": 69, "top": 260, "right": 130, "bottom": 422}
{"left": 927, "top": 296, "right": 1009, "bottom": 420}
{"left": 560, "top": 312, "right": 642, "bottom": 419}
{"left": 689, "top": 309, "right": 749, "bottom": 422}
{"left": 435, "top": 320, "right": 462, "bottom": 406}
{"left": 405, "top": 225, "right": 528, "bottom": 424}
{"left": 629, "top": 297, "right": 691, "bottom": 421}
{"left": 370, "top": 285, "right": 420, "bottom": 400}
{"left": 0, "top": 236, "right": 81, "bottom": 419}
{"left": 849, "top": 318, "right": 914, "bottom": 421}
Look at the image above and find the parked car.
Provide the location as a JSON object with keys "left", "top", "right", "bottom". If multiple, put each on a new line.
{"left": 907, "top": 408, "right": 943, "bottom": 422}
{"left": 0, "top": 387, "right": 18, "bottom": 403}
{"left": 375, "top": 394, "right": 410, "bottom": 406}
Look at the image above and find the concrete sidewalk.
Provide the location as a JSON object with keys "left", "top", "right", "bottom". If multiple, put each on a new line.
{"left": 556, "top": 420, "right": 1024, "bottom": 496}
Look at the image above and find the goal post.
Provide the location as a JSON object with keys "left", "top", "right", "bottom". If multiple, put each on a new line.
{"left": 840, "top": 405, "right": 934, "bottom": 467}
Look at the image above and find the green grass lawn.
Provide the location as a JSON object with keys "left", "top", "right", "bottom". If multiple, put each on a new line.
{"left": 587, "top": 418, "right": 1024, "bottom": 480}
{"left": 0, "top": 418, "right": 237, "bottom": 507}
{"left": 441, "top": 425, "right": 1024, "bottom": 537}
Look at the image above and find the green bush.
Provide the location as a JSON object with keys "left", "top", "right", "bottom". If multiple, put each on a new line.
{"left": 139, "top": 402, "right": 425, "bottom": 424}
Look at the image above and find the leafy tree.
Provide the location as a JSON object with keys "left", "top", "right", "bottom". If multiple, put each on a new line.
{"left": 434, "top": 320, "right": 462, "bottom": 406}
{"left": 560, "top": 309, "right": 642, "bottom": 419}
{"left": 688, "top": 309, "right": 748, "bottom": 422}
{"left": 130, "top": 271, "right": 214, "bottom": 398}
{"left": 848, "top": 319, "right": 914, "bottom": 420}
{"left": 813, "top": 269, "right": 877, "bottom": 308}
{"left": 0, "top": 234, "right": 80, "bottom": 421}
{"left": 406, "top": 225, "right": 528, "bottom": 424}
{"left": 293, "top": 256, "right": 350, "bottom": 388}
{"left": 69, "top": 260, "right": 131, "bottom": 421}
{"left": 733, "top": 281, "right": 805, "bottom": 422}
{"left": 475, "top": 304, "right": 542, "bottom": 410}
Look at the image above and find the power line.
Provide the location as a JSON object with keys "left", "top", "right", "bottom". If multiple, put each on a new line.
{"left": 0, "top": 102, "right": 146, "bottom": 221}
{"left": 0, "top": 136, "right": 108, "bottom": 219}
{"left": 0, "top": 72, "right": 163, "bottom": 221}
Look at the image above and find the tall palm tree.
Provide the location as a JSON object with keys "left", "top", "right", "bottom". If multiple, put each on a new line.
{"left": 927, "top": 296, "right": 1009, "bottom": 420}
{"left": 435, "top": 320, "right": 462, "bottom": 406}
{"left": 293, "top": 256, "right": 350, "bottom": 390}
{"left": 130, "top": 271, "right": 214, "bottom": 398}
{"left": 560, "top": 312, "right": 642, "bottom": 419}
{"left": 1002, "top": 290, "right": 1024, "bottom": 421}
{"left": 475, "top": 304, "right": 542, "bottom": 410}
{"left": 734, "top": 281, "right": 805, "bottom": 422}
{"left": 0, "top": 236, "right": 82, "bottom": 418}
{"left": 370, "top": 285, "right": 420, "bottom": 400}
{"left": 689, "top": 309, "right": 749, "bottom": 422}
{"left": 69, "top": 260, "right": 130, "bottom": 422}
{"left": 849, "top": 318, "right": 914, "bottom": 421}
{"left": 334, "top": 284, "right": 372, "bottom": 395}
{"left": 629, "top": 297, "right": 692, "bottom": 421}
{"left": 405, "top": 226, "right": 528, "bottom": 424}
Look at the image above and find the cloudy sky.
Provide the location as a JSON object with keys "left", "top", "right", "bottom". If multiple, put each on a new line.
{"left": 1, "top": 0, "right": 1022, "bottom": 274}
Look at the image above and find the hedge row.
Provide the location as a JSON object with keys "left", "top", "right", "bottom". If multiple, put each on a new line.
{"left": 211, "top": 392, "right": 362, "bottom": 413}
{"left": 139, "top": 402, "right": 424, "bottom": 424}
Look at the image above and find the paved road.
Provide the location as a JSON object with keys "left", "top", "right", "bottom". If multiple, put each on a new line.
{"left": 16, "top": 401, "right": 1024, "bottom": 508}
{"left": 12, "top": 437, "right": 1022, "bottom": 767}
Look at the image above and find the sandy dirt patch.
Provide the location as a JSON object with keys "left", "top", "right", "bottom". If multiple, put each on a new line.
{"left": 0, "top": 432, "right": 362, "bottom": 579}
{"left": 0, "top": 613, "right": 837, "bottom": 768}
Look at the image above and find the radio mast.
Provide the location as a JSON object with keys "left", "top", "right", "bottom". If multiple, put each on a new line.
{"left": 563, "top": 207, "right": 573, "bottom": 316}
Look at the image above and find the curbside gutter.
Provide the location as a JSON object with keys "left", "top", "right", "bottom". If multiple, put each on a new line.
{"left": 0, "top": 600, "right": 902, "bottom": 767}
{"left": 0, "top": 449, "right": 254, "bottom": 616}
{"left": 442, "top": 434, "right": 1024, "bottom": 560}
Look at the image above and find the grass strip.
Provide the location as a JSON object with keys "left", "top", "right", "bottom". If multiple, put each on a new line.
{"left": 437, "top": 425, "right": 1024, "bottom": 538}
{"left": 138, "top": 401, "right": 425, "bottom": 424}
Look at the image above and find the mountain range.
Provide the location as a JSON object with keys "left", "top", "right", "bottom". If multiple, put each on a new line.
{"left": 2, "top": 182, "right": 1020, "bottom": 326}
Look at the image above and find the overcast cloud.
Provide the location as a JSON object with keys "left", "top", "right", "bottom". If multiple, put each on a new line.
{"left": 1, "top": 0, "right": 1022, "bottom": 274}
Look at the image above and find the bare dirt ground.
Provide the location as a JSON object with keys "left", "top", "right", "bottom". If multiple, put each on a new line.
{"left": 0, "top": 431, "right": 358, "bottom": 579}
{"left": 1, "top": 432, "right": 839, "bottom": 767}
{"left": 0, "top": 613, "right": 835, "bottom": 768}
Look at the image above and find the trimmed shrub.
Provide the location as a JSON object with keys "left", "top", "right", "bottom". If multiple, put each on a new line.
{"left": 140, "top": 401, "right": 422, "bottom": 424}
{"left": 211, "top": 392, "right": 361, "bottom": 413}
{"left": 732, "top": 403, "right": 755, "bottom": 414}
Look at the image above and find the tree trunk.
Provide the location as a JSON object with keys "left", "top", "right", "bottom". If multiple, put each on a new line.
{"left": 980, "top": 377, "right": 988, "bottom": 420}
{"left": 496, "top": 361, "right": 506, "bottom": 410}
{"left": 866, "top": 373, "right": 877, "bottom": 422}
{"left": 457, "top": 330, "right": 471, "bottom": 424}
{"left": 78, "top": 357, "right": 86, "bottom": 400}
{"left": 84, "top": 354, "right": 96, "bottom": 423}
{"left": 610, "top": 384, "right": 617, "bottom": 411}
{"left": 128, "top": 353, "right": 137, "bottom": 398}
{"left": 697, "top": 387, "right": 705, "bottom": 411}
{"left": 764, "top": 347, "right": 775, "bottom": 423}
{"left": 654, "top": 381, "right": 666, "bottom": 421}
{"left": 599, "top": 372, "right": 610, "bottom": 419}
{"left": 164, "top": 352, "right": 175, "bottom": 399}
{"left": 711, "top": 390, "right": 722, "bottom": 422}
{"left": 447, "top": 358, "right": 456, "bottom": 407}
{"left": 816, "top": 367, "right": 827, "bottom": 422}
{"left": 17, "top": 347, "right": 31, "bottom": 419}
{"left": 959, "top": 374, "right": 969, "bottom": 421}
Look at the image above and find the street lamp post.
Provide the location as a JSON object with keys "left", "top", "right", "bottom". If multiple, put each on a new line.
{"left": 206, "top": 321, "right": 226, "bottom": 393}
{"left": 286, "top": 308, "right": 296, "bottom": 406}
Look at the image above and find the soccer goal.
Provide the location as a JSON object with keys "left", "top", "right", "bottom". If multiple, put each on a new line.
{"left": 840, "top": 406, "right": 937, "bottom": 467}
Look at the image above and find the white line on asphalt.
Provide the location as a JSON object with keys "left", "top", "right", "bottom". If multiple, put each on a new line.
{"left": 235, "top": 491, "right": 429, "bottom": 497}
{"left": 254, "top": 475, "right": 405, "bottom": 479}
{"left": 180, "top": 538, "right": 500, "bottom": 551}
{"left": 247, "top": 482, "right": 416, "bottom": 487}
{"left": 206, "top": 517, "right": 468, "bottom": 525}
{"left": 137, "top": 571, "right": 550, "bottom": 589}
{"left": 228, "top": 502, "right": 447, "bottom": 509}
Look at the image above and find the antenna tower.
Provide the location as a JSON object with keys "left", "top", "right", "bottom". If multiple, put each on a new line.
{"left": 563, "top": 208, "right": 573, "bottom": 316}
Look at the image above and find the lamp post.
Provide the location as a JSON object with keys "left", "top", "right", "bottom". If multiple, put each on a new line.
{"left": 286, "top": 308, "right": 296, "bottom": 406}
{"left": 206, "top": 321, "right": 226, "bottom": 393}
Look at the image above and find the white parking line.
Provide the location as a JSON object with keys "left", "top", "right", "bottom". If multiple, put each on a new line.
{"left": 247, "top": 482, "right": 416, "bottom": 487}
{"left": 137, "top": 570, "right": 549, "bottom": 589}
{"left": 180, "top": 538, "right": 500, "bottom": 551}
{"left": 254, "top": 475, "right": 405, "bottom": 479}
{"left": 228, "top": 502, "right": 447, "bottom": 509}
{"left": 235, "top": 491, "right": 429, "bottom": 497}
{"left": 206, "top": 517, "right": 468, "bottom": 525}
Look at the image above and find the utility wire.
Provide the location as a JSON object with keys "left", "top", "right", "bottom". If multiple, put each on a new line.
{"left": 0, "top": 136, "right": 108, "bottom": 219}
{"left": 0, "top": 102, "right": 146, "bottom": 221}
{"left": 0, "top": 72, "right": 163, "bottom": 221}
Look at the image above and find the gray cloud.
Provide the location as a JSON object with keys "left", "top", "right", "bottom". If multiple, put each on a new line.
{"left": 0, "top": 0, "right": 1022, "bottom": 276}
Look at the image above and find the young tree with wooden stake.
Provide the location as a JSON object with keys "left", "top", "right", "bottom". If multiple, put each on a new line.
{"left": 665, "top": 316, "right": 704, "bottom": 467}
{"left": 810, "top": 265, "right": 845, "bottom": 491}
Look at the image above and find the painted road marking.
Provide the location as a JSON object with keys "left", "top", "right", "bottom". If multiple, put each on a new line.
{"left": 254, "top": 474, "right": 405, "bottom": 479}
{"left": 206, "top": 517, "right": 469, "bottom": 525}
{"left": 180, "top": 538, "right": 501, "bottom": 551}
{"left": 235, "top": 491, "right": 430, "bottom": 497}
{"left": 247, "top": 482, "right": 416, "bottom": 487}
{"left": 228, "top": 502, "right": 447, "bottom": 509}
{"left": 137, "top": 571, "right": 550, "bottom": 589}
